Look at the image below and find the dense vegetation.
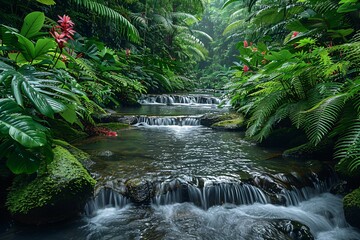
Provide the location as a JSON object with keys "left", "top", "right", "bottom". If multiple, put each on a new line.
{"left": 223, "top": 0, "right": 360, "bottom": 181}
{"left": 0, "top": 0, "right": 208, "bottom": 175}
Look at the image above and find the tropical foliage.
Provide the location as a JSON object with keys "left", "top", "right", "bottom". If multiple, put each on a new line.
{"left": 0, "top": 0, "right": 209, "bottom": 175}
{"left": 225, "top": 0, "right": 360, "bottom": 178}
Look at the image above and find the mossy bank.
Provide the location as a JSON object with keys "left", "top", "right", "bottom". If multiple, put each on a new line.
{"left": 6, "top": 146, "right": 96, "bottom": 225}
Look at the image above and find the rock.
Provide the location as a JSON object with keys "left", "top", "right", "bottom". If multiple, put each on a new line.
{"left": 92, "top": 113, "right": 137, "bottom": 125}
{"left": 125, "top": 178, "right": 154, "bottom": 203}
{"left": 97, "top": 150, "right": 114, "bottom": 157}
{"left": 97, "top": 122, "right": 131, "bottom": 131}
{"left": 200, "top": 112, "right": 243, "bottom": 127}
{"left": 211, "top": 117, "right": 245, "bottom": 131}
{"left": 343, "top": 188, "right": 360, "bottom": 229}
{"left": 258, "top": 127, "right": 307, "bottom": 148}
{"left": 282, "top": 140, "right": 333, "bottom": 160}
{"left": 273, "top": 219, "right": 314, "bottom": 240}
{"left": 53, "top": 139, "right": 94, "bottom": 170}
{"left": 6, "top": 146, "right": 96, "bottom": 225}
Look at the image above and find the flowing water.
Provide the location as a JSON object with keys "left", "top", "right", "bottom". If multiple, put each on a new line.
{"left": 1, "top": 94, "right": 360, "bottom": 240}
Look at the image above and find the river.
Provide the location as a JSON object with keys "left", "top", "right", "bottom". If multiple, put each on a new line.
{"left": 1, "top": 93, "right": 359, "bottom": 240}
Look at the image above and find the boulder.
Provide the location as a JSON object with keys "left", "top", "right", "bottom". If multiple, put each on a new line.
{"left": 6, "top": 146, "right": 96, "bottom": 225}
{"left": 282, "top": 140, "right": 333, "bottom": 160}
{"left": 343, "top": 188, "right": 360, "bottom": 229}
{"left": 211, "top": 117, "right": 245, "bottom": 131}
{"left": 125, "top": 178, "right": 154, "bottom": 203}
{"left": 200, "top": 112, "right": 243, "bottom": 127}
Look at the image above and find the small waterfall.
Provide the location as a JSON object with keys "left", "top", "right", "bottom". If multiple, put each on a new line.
{"left": 134, "top": 116, "right": 201, "bottom": 126}
{"left": 153, "top": 177, "right": 269, "bottom": 210}
{"left": 84, "top": 188, "right": 130, "bottom": 216}
{"left": 139, "top": 94, "right": 221, "bottom": 105}
{"left": 280, "top": 178, "right": 336, "bottom": 206}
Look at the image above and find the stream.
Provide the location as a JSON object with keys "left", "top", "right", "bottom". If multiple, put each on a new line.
{"left": 1, "top": 93, "right": 360, "bottom": 240}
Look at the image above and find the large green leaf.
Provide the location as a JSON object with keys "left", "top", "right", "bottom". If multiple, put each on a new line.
{"left": 36, "top": 0, "right": 56, "bottom": 5}
{"left": 0, "top": 99, "right": 47, "bottom": 148}
{"left": 34, "top": 38, "right": 56, "bottom": 60}
{"left": 14, "top": 33, "right": 36, "bottom": 61}
{"left": 20, "top": 12, "right": 45, "bottom": 39}
{"left": 6, "top": 145, "right": 41, "bottom": 174}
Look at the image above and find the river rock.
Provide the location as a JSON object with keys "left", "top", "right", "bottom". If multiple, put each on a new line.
{"left": 211, "top": 117, "right": 245, "bottom": 131}
{"left": 6, "top": 146, "right": 96, "bottom": 225}
{"left": 200, "top": 112, "right": 242, "bottom": 127}
{"left": 93, "top": 113, "right": 137, "bottom": 124}
{"left": 125, "top": 178, "right": 154, "bottom": 203}
{"left": 343, "top": 187, "right": 360, "bottom": 229}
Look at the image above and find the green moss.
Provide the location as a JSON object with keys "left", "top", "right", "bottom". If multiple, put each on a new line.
{"left": 6, "top": 146, "right": 96, "bottom": 215}
{"left": 97, "top": 122, "right": 130, "bottom": 131}
{"left": 211, "top": 117, "right": 244, "bottom": 127}
{"left": 344, "top": 188, "right": 360, "bottom": 209}
{"left": 53, "top": 139, "right": 92, "bottom": 166}
{"left": 282, "top": 140, "right": 333, "bottom": 160}
{"left": 343, "top": 188, "right": 360, "bottom": 228}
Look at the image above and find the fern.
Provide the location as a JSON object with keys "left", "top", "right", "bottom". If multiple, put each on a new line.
{"left": 303, "top": 94, "right": 346, "bottom": 145}
{"left": 69, "top": 0, "right": 139, "bottom": 42}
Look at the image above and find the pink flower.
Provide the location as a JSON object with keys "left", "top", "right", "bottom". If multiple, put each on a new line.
{"left": 244, "top": 40, "right": 248, "bottom": 48}
{"left": 291, "top": 31, "right": 299, "bottom": 39}
{"left": 243, "top": 65, "right": 249, "bottom": 72}
{"left": 51, "top": 15, "right": 76, "bottom": 49}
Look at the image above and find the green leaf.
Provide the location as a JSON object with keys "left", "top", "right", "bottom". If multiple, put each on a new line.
{"left": 59, "top": 104, "right": 78, "bottom": 124}
{"left": 14, "top": 33, "right": 36, "bottom": 61}
{"left": 21, "top": 80, "right": 54, "bottom": 118}
{"left": 20, "top": 12, "right": 45, "bottom": 39}
{"left": 6, "top": 146, "right": 41, "bottom": 174}
{"left": 34, "top": 38, "right": 56, "bottom": 60}
{"left": 0, "top": 99, "right": 48, "bottom": 148}
{"left": 36, "top": 0, "right": 56, "bottom": 5}
{"left": 286, "top": 20, "right": 308, "bottom": 32}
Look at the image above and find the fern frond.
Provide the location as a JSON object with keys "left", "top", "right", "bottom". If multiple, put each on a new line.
{"left": 304, "top": 94, "right": 346, "bottom": 145}
{"left": 69, "top": 0, "right": 139, "bottom": 42}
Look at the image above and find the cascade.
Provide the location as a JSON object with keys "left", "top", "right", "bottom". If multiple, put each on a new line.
{"left": 84, "top": 187, "right": 130, "bottom": 216}
{"left": 139, "top": 94, "right": 221, "bottom": 105}
{"left": 134, "top": 116, "right": 201, "bottom": 126}
{"left": 152, "top": 177, "right": 269, "bottom": 210}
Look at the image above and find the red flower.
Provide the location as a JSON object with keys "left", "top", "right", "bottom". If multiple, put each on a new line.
{"left": 50, "top": 15, "right": 76, "bottom": 49}
{"left": 243, "top": 40, "right": 248, "bottom": 48}
{"left": 243, "top": 65, "right": 249, "bottom": 72}
{"left": 291, "top": 31, "right": 299, "bottom": 39}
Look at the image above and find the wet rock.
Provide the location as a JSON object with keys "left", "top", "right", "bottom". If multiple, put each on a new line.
{"left": 282, "top": 140, "right": 334, "bottom": 160}
{"left": 125, "top": 178, "right": 154, "bottom": 203}
{"left": 343, "top": 187, "right": 360, "bottom": 229}
{"left": 274, "top": 219, "right": 314, "bottom": 240}
{"left": 6, "top": 146, "right": 96, "bottom": 225}
{"left": 258, "top": 127, "right": 307, "bottom": 148}
{"left": 93, "top": 113, "right": 137, "bottom": 124}
{"left": 211, "top": 117, "right": 245, "bottom": 131}
{"left": 200, "top": 113, "right": 242, "bottom": 127}
{"left": 97, "top": 150, "right": 115, "bottom": 157}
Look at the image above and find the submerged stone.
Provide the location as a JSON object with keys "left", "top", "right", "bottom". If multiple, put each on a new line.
{"left": 343, "top": 187, "right": 360, "bottom": 229}
{"left": 6, "top": 146, "right": 96, "bottom": 225}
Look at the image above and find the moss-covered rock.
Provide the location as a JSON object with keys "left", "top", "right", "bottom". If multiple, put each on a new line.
{"left": 211, "top": 117, "right": 245, "bottom": 131}
{"left": 97, "top": 122, "right": 131, "bottom": 131}
{"left": 6, "top": 146, "right": 96, "bottom": 225}
{"left": 53, "top": 139, "right": 94, "bottom": 170}
{"left": 343, "top": 188, "right": 360, "bottom": 229}
{"left": 282, "top": 140, "right": 333, "bottom": 160}
{"left": 200, "top": 113, "right": 241, "bottom": 127}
